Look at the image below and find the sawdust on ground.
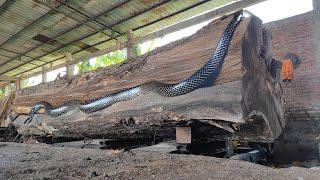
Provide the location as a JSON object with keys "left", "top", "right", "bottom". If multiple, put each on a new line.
{"left": 0, "top": 142, "right": 319, "bottom": 180}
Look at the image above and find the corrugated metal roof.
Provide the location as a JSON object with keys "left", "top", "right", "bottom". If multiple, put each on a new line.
{"left": 0, "top": 0, "right": 235, "bottom": 78}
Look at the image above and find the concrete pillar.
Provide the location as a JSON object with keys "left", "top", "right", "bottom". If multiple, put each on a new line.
{"left": 126, "top": 30, "right": 137, "bottom": 60}
{"left": 65, "top": 52, "right": 74, "bottom": 78}
{"left": 313, "top": 0, "right": 320, "bottom": 71}
{"left": 42, "top": 66, "right": 47, "bottom": 83}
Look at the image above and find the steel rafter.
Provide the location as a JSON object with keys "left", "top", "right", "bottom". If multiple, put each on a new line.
{"left": 0, "top": 0, "right": 69, "bottom": 67}
{"left": 1, "top": 0, "right": 172, "bottom": 75}
{"left": 0, "top": 0, "right": 132, "bottom": 73}
{"left": 0, "top": 0, "right": 15, "bottom": 16}
{"left": 56, "top": 0, "right": 121, "bottom": 35}
{"left": 0, "top": 1, "right": 65, "bottom": 50}
{"left": 0, "top": 53, "right": 38, "bottom": 66}
{"left": 36, "top": 0, "right": 121, "bottom": 37}
{"left": 12, "top": 0, "right": 212, "bottom": 76}
{"left": 0, "top": 47, "right": 46, "bottom": 63}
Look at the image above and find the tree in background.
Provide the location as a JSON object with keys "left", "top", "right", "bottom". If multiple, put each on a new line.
{"left": 7, "top": 40, "right": 156, "bottom": 92}
{"left": 0, "top": 88, "right": 4, "bottom": 100}
{"left": 0, "top": 84, "right": 14, "bottom": 100}
{"left": 21, "top": 78, "right": 31, "bottom": 89}
{"left": 76, "top": 49, "right": 127, "bottom": 73}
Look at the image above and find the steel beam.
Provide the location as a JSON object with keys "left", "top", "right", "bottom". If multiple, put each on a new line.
{"left": 36, "top": 0, "right": 119, "bottom": 37}
{"left": 0, "top": 1, "right": 65, "bottom": 49}
{"left": 0, "top": 0, "right": 132, "bottom": 73}
{"left": 0, "top": 0, "right": 170, "bottom": 75}
{"left": 0, "top": 48, "right": 44, "bottom": 66}
{"left": 56, "top": 0, "right": 121, "bottom": 35}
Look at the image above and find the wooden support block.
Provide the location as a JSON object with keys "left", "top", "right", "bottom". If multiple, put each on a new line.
{"left": 176, "top": 127, "right": 192, "bottom": 144}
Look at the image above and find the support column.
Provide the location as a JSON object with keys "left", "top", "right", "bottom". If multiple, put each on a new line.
{"left": 116, "top": 37, "right": 121, "bottom": 49}
{"left": 126, "top": 30, "right": 137, "bottom": 60}
{"left": 14, "top": 78, "right": 21, "bottom": 91}
{"left": 42, "top": 66, "right": 47, "bottom": 83}
{"left": 65, "top": 52, "right": 74, "bottom": 78}
{"left": 66, "top": 52, "right": 74, "bottom": 79}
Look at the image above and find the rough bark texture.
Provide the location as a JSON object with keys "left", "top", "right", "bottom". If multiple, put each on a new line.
{"left": 13, "top": 16, "right": 247, "bottom": 108}
{"left": 11, "top": 14, "right": 285, "bottom": 143}
{"left": 0, "top": 91, "right": 15, "bottom": 127}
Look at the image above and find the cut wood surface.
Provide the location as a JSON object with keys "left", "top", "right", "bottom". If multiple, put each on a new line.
{"left": 13, "top": 15, "right": 247, "bottom": 108}
{"left": 12, "top": 14, "right": 285, "bottom": 142}
{"left": 0, "top": 91, "right": 15, "bottom": 127}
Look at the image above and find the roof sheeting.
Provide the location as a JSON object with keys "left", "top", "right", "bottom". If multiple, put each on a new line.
{"left": 0, "top": 0, "right": 235, "bottom": 78}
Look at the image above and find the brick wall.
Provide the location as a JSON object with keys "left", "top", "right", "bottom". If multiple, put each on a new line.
{"left": 265, "top": 11, "right": 320, "bottom": 161}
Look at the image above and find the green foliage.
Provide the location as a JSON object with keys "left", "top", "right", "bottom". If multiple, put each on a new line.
{"left": 76, "top": 49, "right": 127, "bottom": 73}
{"left": 21, "top": 79, "right": 31, "bottom": 88}
{"left": 134, "top": 45, "right": 142, "bottom": 57}
{"left": 74, "top": 41, "right": 154, "bottom": 74}
{"left": 0, "top": 88, "right": 4, "bottom": 100}
{"left": 0, "top": 84, "right": 14, "bottom": 100}
{"left": 96, "top": 49, "right": 126, "bottom": 67}
{"left": 6, "top": 84, "right": 14, "bottom": 94}
{"left": 76, "top": 60, "right": 93, "bottom": 73}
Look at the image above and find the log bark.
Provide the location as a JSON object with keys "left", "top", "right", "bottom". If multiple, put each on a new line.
{"left": 11, "top": 14, "right": 285, "bottom": 143}
{"left": 0, "top": 91, "right": 15, "bottom": 127}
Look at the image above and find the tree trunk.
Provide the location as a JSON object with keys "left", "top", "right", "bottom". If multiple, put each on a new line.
{"left": 12, "top": 14, "right": 285, "bottom": 143}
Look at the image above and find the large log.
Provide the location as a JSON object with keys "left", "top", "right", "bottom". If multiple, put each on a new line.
{"left": 12, "top": 14, "right": 285, "bottom": 142}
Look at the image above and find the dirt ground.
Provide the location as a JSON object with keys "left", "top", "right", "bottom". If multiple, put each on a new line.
{"left": 0, "top": 142, "right": 320, "bottom": 180}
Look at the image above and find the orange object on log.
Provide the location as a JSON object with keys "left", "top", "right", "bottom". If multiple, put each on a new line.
{"left": 281, "top": 59, "right": 293, "bottom": 81}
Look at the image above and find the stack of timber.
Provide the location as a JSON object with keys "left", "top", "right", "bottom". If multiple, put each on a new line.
{"left": 11, "top": 14, "right": 285, "bottom": 142}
